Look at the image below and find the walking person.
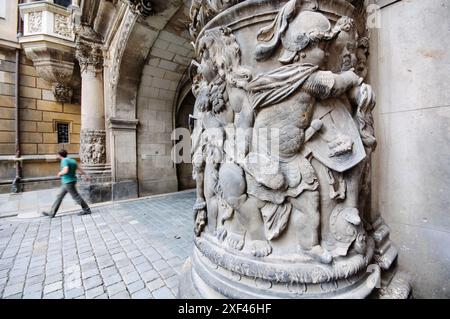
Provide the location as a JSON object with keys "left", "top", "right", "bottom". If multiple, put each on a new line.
{"left": 43, "top": 149, "right": 92, "bottom": 218}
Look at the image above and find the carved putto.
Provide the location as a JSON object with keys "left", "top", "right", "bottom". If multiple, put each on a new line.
{"left": 80, "top": 130, "right": 106, "bottom": 165}
{"left": 181, "top": 0, "right": 410, "bottom": 299}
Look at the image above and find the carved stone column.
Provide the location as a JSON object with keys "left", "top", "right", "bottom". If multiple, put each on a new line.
{"left": 75, "top": 27, "right": 112, "bottom": 203}
{"left": 179, "top": 0, "right": 411, "bottom": 299}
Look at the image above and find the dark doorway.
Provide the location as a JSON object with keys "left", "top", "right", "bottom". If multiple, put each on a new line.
{"left": 175, "top": 91, "right": 195, "bottom": 191}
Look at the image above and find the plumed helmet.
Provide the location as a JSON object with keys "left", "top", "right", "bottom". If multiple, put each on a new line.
{"left": 279, "top": 11, "right": 332, "bottom": 63}
{"left": 254, "top": 0, "right": 337, "bottom": 63}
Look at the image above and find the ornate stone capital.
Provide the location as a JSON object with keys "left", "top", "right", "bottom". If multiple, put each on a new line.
{"left": 75, "top": 39, "right": 103, "bottom": 72}
{"left": 126, "top": 0, "right": 153, "bottom": 17}
{"left": 75, "top": 25, "right": 104, "bottom": 72}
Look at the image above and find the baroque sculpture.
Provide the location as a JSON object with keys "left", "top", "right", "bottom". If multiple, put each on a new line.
{"left": 80, "top": 130, "right": 106, "bottom": 165}
{"left": 180, "top": 0, "right": 411, "bottom": 298}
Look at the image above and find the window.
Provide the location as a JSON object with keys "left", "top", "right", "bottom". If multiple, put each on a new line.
{"left": 56, "top": 122, "right": 70, "bottom": 144}
{"left": 0, "top": 0, "right": 6, "bottom": 19}
{"left": 54, "top": 0, "right": 72, "bottom": 8}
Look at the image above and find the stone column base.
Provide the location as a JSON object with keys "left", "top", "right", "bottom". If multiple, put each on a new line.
{"left": 178, "top": 222, "right": 413, "bottom": 299}
{"left": 178, "top": 252, "right": 412, "bottom": 299}
{"left": 178, "top": 240, "right": 381, "bottom": 299}
{"left": 78, "top": 164, "right": 112, "bottom": 204}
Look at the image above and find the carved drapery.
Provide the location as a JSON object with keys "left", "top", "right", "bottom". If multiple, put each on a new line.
{"left": 180, "top": 0, "right": 411, "bottom": 299}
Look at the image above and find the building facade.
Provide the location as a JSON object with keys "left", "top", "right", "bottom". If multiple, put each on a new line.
{"left": 0, "top": 0, "right": 448, "bottom": 298}
{"left": 0, "top": 0, "right": 81, "bottom": 193}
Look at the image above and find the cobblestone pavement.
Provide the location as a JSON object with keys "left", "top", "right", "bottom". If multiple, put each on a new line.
{"left": 0, "top": 190, "right": 195, "bottom": 299}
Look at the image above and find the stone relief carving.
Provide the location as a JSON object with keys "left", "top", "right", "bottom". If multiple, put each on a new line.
{"left": 54, "top": 14, "right": 72, "bottom": 38}
{"left": 28, "top": 12, "right": 42, "bottom": 33}
{"left": 53, "top": 83, "right": 73, "bottom": 103}
{"left": 110, "top": 10, "right": 138, "bottom": 111}
{"left": 80, "top": 130, "right": 106, "bottom": 165}
{"left": 126, "top": 0, "right": 153, "bottom": 17}
{"left": 182, "top": 0, "right": 410, "bottom": 299}
{"left": 189, "top": 0, "right": 244, "bottom": 38}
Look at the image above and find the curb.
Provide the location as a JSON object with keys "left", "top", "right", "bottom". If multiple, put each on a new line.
{"left": 1, "top": 189, "right": 195, "bottom": 220}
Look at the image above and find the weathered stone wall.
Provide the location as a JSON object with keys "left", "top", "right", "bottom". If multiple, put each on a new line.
{"left": 370, "top": 0, "right": 450, "bottom": 298}
{"left": 0, "top": 48, "right": 81, "bottom": 192}
{"left": 136, "top": 28, "right": 194, "bottom": 196}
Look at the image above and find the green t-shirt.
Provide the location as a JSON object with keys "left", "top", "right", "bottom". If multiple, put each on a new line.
{"left": 60, "top": 157, "right": 78, "bottom": 184}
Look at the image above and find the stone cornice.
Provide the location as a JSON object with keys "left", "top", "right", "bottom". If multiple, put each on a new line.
{"left": 107, "top": 117, "right": 139, "bottom": 130}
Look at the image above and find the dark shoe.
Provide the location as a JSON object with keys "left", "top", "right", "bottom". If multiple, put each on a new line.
{"left": 42, "top": 211, "right": 55, "bottom": 218}
{"left": 78, "top": 210, "right": 91, "bottom": 216}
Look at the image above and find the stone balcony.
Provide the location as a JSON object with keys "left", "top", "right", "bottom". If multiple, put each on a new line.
{"left": 18, "top": 0, "right": 79, "bottom": 103}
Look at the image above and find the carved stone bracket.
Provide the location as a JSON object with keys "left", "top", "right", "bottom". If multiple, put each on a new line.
{"left": 19, "top": 0, "right": 78, "bottom": 103}
{"left": 80, "top": 129, "right": 106, "bottom": 165}
{"left": 25, "top": 47, "right": 77, "bottom": 103}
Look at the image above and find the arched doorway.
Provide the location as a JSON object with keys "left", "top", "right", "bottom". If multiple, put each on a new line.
{"left": 175, "top": 91, "right": 195, "bottom": 190}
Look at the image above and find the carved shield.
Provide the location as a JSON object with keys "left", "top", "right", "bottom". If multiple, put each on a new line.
{"left": 306, "top": 98, "right": 366, "bottom": 172}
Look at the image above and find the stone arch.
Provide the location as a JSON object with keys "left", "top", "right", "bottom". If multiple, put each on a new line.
{"left": 136, "top": 7, "right": 194, "bottom": 196}
{"left": 108, "top": 1, "right": 194, "bottom": 198}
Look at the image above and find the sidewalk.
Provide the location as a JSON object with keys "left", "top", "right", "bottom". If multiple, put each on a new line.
{"left": 0, "top": 190, "right": 195, "bottom": 299}
{"left": 0, "top": 188, "right": 88, "bottom": 219}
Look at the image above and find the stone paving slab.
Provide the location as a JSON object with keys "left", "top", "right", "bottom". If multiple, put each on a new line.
{"left": 0, "top": 190, "right": 195, "bottom": 299}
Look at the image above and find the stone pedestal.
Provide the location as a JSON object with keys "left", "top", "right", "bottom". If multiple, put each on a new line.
{"left": 75, "top": 27, "right": 112, "bottom": 203}
{"left": 179, "top": 0, "right": 411, "bottom": 299}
